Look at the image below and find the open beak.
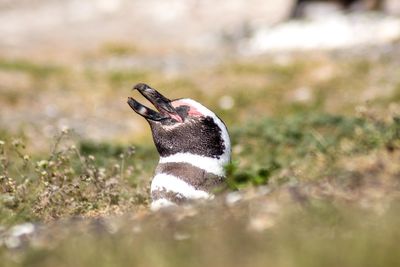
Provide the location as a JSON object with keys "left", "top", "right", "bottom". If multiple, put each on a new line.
{"left": 127, "top": 83, "right": 183, "bottom": 122}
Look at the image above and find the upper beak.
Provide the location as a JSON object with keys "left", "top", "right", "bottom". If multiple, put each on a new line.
{"left": 127, "top": 83, "right": 183, "bottom": 122}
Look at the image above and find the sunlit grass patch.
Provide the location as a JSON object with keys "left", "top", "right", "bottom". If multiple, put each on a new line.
{"left": 99, "top": 42, "right": 140, "bottom": 56}
{"left": 0, "top": 59, "right": 64, "bottom": 78}
{"left": 107, "top": 70, "right": 150, "bottom": 88}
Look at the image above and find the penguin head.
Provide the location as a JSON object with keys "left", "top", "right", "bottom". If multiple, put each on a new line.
{"left": 128, "top": 83, "right": 230, "bottom": 163}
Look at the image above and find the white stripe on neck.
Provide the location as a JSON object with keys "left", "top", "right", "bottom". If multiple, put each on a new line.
{"left": 159, "top": 153, "right": 227, "bottom": 176}
{"left": 151, "top": 173, "right": 212, "bottom": 200}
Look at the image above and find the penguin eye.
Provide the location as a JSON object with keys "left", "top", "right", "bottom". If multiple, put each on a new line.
{"left": 175, "top": 105, "right": 190, "bottom": 118}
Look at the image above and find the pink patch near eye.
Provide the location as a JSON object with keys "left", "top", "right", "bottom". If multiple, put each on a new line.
{"left": 187, "top": 107, "right": 203, "bottom": 116}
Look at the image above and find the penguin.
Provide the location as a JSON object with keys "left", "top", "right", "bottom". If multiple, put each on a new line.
{"left": 127, "top": 83, "right": 231, "bottom": 210}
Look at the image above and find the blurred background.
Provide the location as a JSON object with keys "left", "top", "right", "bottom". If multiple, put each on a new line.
{"left": 1, "top": 0, "right": 399, "bottom": 149}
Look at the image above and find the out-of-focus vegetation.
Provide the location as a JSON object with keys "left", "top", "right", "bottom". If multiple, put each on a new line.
{"left": 0, "top": 48, "right": 400, "bottom": 266}
{"left": 0, "top": 185, "right": 399, "bottom": 267}
{"left": 228, "top": 112, "right": 400, "bottom": 187}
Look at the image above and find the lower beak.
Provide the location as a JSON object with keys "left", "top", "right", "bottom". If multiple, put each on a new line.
{"left": 127, "top": 97, "right": 169, "bottom": 121}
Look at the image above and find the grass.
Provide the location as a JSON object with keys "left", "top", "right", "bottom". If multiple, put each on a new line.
{"left": 0, "top": 131, "right": 148, "bottom": 224}
{"left": 0, "top": 58, "right": 64, "bottom": 79}
{"left": 0, "top": 51, "right": 399, "bottom": 266}
{"left": 107, "top": 70, "right": 150, "bottom": 88}
{"left": 99, "top": 42, "right": 140, "bottom": 56}
{"left": 227, "top": 112, "right": 400, "bottom": 188}
{"left": 0, "top": 198, "right": 399, "bottom": 267}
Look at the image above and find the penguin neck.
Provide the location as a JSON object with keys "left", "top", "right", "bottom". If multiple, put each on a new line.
{"left": 158, "top": 152, "right": 229, "bottom": 177}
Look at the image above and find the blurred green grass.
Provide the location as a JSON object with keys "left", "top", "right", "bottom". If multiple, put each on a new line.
{"left": 0, "top": 59, "right": 64, "bottom": 78}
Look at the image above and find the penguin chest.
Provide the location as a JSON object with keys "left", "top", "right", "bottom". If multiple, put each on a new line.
{"left": 150, "top": 162, "right": 225, "bottom": 209}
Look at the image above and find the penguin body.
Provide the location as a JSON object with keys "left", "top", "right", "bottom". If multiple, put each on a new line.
{"left": 128, "top": 84, "right": 231, "bottom": 210}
